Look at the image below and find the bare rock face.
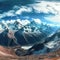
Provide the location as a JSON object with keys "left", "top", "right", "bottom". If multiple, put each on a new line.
{"left": 0, "top": 46, "right": 60, "bottom": 60}
{"left": 0, "top": 46, "right": 17, "bottom": 57}
{"left": 7, "top": 30, "right": 15, "bottom": 39}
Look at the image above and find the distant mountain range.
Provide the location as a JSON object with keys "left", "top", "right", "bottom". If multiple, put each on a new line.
{"left": 0, "top": 20, "right": 57, "bottom": 46}
{"left": 0, "top": 20, "right": 60, "bottom": 56}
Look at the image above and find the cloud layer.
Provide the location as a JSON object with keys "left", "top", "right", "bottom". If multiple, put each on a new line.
{"left": 0, "top": 1, "right": 60, "bottom": 26}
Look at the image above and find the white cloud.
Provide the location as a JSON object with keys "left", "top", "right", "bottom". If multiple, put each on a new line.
{"left": 12, "top": 1, "right": 60, "bottom": 16}
{"left": 21, "top": 19, "right": 30, "bottom": 26}
{"left": 0, "top": 1, "right": 60, "bottom": 27}
{"left": 44, "top": 15, "right": 60, "bottom": 23}
{"left": 15, "top": 6, "right": 32, "bottom": 15}
{"left": 1, "top": 1, "right": 60, "bottom": 19}
{"left": 13, "top": 5, "right": 20, "bottom": 10}
{"left": 29, "top": 1, "right": 60, "bottom": 14}
{"left": 28, "top": 1, "right": 60, "bottom": 25}
{"left": 0, "top": 10, "right": 15, "bottom": 19}
{"left": 0, "top": 14, "right": 6, "bottom": 19}
{"left": 5, "top": 10, "right": 15, "bottom": 16}
{"left": 33, "top": 18, "right": 41, "bottom": 24}
{"left": 0, "top": 5, "right": 32, "bottom": 18}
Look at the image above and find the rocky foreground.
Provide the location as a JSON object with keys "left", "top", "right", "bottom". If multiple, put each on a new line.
{"left": 0, "top": 46, "right": 60, "bottom": 60}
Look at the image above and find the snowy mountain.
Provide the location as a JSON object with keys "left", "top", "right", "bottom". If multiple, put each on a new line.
{"left": 22, "top": 29, "right": 60, "bottom": 56}
{"left": 0, "top": 19, "right": 59, "bottom": 56}
{"left": 0, "top": 19, "right": 56, "bottom": 32}
{"left": 0, "top": 19, "right": 56, "bottom": 46}
{"left": 45, "top": 29, "right": 60, "bottom": 49}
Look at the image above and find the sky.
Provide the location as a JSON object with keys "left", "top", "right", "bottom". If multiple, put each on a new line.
{"left": 0, "top": 0, "right": 60, "bottom": 26}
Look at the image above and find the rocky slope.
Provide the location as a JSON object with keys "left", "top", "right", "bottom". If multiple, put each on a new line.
{"left": 0, "top": 46, "right": 60, "bottom": 60}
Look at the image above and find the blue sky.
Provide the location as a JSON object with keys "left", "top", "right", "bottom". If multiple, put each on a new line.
{"left": 0, "top": 0, "right": 60, "bottom": 26}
